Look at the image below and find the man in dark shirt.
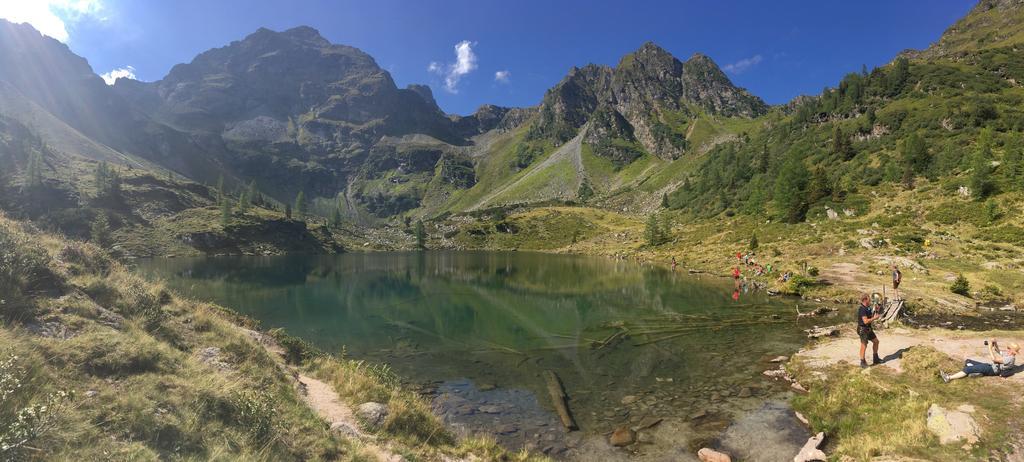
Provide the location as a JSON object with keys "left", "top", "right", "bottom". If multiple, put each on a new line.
{"left": 857, "top": 293, "right": 882, "bottom": 368}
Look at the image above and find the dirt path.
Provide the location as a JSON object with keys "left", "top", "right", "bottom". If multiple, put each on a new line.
{"left": 242, "top": 329, "right": 406, "bottom": 462}
{"left": 797, "top": 327, "right": 1023, "bottom": 381}
{"left": 297, "top": 373, "right": 363, "bottom": 436}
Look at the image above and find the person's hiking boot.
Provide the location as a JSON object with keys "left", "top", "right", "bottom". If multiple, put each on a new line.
{"left": 873, "top": 354, "right": 883, "bottom": 365}
{"left": 939, "top": 370, "right": 950, "bottom": 383}
{"left": 860, "top": 359, "right": 868, "bottom": 368}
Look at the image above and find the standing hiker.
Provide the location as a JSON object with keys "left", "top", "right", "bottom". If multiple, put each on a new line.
{"left": 671, "top": 256, "right": 678, "bottom": 270}
{"left": 856, "top": 293, "right": 882, "bottom": 368}
{"left": 891, "top": 265, "right": 902, "bottom": 300}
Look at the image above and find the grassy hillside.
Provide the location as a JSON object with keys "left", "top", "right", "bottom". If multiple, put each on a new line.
{"left": 0, "top": 212, "right": 545, "bottom": 461}
{"left": 0, "top": 117, "right": 392, "bottom": 257}
{"left": 441, "top": 175, "right": 1024, "bottom": 313}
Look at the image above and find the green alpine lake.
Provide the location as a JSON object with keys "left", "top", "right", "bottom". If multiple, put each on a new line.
{"left": 138, "top": 251, "right": 826, "bottom": 459}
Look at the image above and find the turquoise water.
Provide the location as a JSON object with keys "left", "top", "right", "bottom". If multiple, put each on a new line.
{"left": 137, "top": 251, "right": 819, "bottom": 456}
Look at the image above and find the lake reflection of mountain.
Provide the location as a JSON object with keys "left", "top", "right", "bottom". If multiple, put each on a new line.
{"left": 138, "top": 251, "right": 817, "bottom": 449}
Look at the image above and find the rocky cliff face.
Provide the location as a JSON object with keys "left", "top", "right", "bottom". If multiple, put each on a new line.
{"left": 118, "top": 26, "right": 462, "bottom": 146}
{"left": 529, "top": 43, "right": 767, "bottom": 161}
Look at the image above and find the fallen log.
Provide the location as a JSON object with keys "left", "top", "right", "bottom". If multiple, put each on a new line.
{"left": 804, "top": 325, "right": 840, "bottom": 339}
{"left": 543, "top": 370, "right": 578, "bottom": 430}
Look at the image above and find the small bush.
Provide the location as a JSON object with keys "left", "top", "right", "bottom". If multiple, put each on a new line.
{"left": 381, "top": 392, "right": 453, "bottom": 446}
{"left": 57, "top": 243, "right": 112, "bottom": 276}
{"left": 0, "top": 352, "right": 73, "bottom": 459}
{"left": 269, "top": 329, "right": 324, "bottom": 365}
{"left": 0, "top": 222, "right": 55, "bottom": 322}
{"left": 807, "top": 266, "right": 820, "bottom": 277}
{"left": 950, "top": 274, "right": 971, "bottom": 297}
{"left": 787, "top": 275, "right": 818, "bottom": 295}
{"left": 230, "top": 389, "right": 277, "bottom": 443}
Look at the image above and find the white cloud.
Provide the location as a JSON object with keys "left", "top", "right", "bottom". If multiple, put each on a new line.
{"left": 0, "top": 0, "right": 103, "bottom": 42}
{"left": 722, "top": 54, "right": 763, "bottom": 74}
{"left": 100, "top": 65, "right": 135, "bottom": 85}
{"left": 494, "top": 70, "right": 510, "bottom": 84}
{"left": 428, "top": 40, "right": 478, "bottom": 93}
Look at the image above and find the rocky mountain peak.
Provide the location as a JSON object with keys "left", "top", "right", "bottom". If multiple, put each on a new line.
{"left": 531, "top": 43, "right": 767, "bottom": 160}
{"left": 406, "top": 84, "right": 438, "bottom": 109}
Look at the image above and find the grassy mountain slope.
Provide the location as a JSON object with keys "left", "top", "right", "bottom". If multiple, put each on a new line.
{"left": 434, "top": 0, "right": 1024, "bottom": 315}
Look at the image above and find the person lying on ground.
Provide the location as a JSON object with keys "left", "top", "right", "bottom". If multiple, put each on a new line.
{"left": 941, "top": 339, "right": 1019, "bottom": 382}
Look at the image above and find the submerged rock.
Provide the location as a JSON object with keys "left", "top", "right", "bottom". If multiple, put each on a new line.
{"left": 698, "top": 447, "right": 732, "bottom": 462}
{"left": 609, "top": 427, "right": 636, "bottom": 446}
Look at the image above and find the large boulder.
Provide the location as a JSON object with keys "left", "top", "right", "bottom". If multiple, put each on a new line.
{"left": 355, "top": 402, "right": 389, "bottom": 429}
{"left": 926, "top": 403, "right": 980, "bottom": 445}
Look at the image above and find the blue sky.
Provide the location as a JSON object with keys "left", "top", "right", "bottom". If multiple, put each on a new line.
{"left": 3, "top": 0, "right": 975, "bottom": 115}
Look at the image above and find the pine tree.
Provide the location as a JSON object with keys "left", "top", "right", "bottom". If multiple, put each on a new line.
{"left": 92, "top": 161, "right": 122, "bottom": 201}
{"left": 294, "top": 191, "right": 306, "bottom": 221}
{"left": 661, "top": 193, "right": 669, "bottom": 208}
{"left": 831, "top": 126, "right": 853, "bottom": 160}
{"left": 24, "top": 150, "right": 43, "bottom": 191}
{"left": 238, "top": 187, "right": 250, "bottom": 214}
{"left": 758, "top": 142, "right": 770, "bottom": 173}
{"left": 749, "top": 233, "right": 759, "bottom": 251}
{"left": 886, "top": 57, "right": 909, "bottom": 96}
{"left": 645, "top": 214, "right": 666, "bottom": 246}
{"left": 774, "top": 154, "right": 810, "bottom": 223}
{"left": 245, "top": 181, "right": 257, "bottom": 208}
{"left": 285, "top": 203, "right": 292, "bottom": 220}
{"left": 806, "top": 167, "right": 832, "bottom": 204}
{"left": 216, "top": 174, "right": 225, "bottom": 205}
{"left": 415, "top": 219, "right": 426, "bottom": 249}
{"left": 1002, "top": 133, "right": 1022, "bottom": 185}
{"left": 900, "top": 133, "right": 929, "bottom": 186}
{"left": 221, "top": 198, "right": 232, "bottom": 227}
{"left": 90, "top": 212, "right": 111, "bottom": 247}
{"left": 330, "top": 207, "right": 342, "bottom": 228}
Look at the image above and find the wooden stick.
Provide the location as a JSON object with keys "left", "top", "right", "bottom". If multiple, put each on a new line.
{"left": 543, "top": 370, "right": 578, "bottom": 430}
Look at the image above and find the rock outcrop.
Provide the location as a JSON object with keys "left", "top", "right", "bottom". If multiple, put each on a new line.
{"left": 529, "top": 42, "right": 767, "bottom": 162}
{"left": 925, "top": 403, "right": 980, "bottom": 445}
